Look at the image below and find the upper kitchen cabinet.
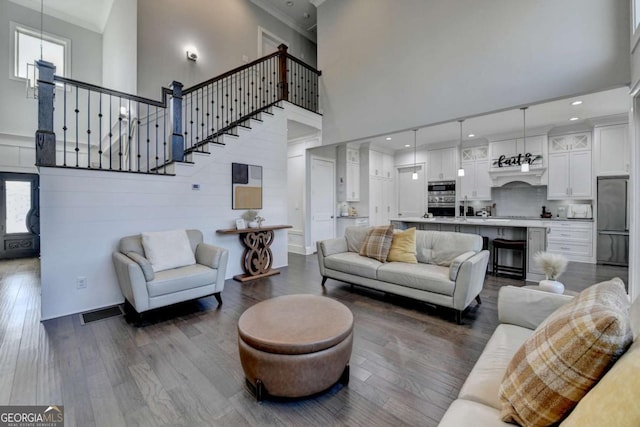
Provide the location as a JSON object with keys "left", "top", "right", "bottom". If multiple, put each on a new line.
{"left": 337, "top": 146, "right": 360, "bottom": 202}
{"left": 488, "top": 135, "right": 547, "bottom": 186}
{"left": 594, "top": 124, "right": 630, "bottom": 176}
{"left": 369, "top": 150, "right": 395, "bottom": 178}
{"left": 428, "top": 147, "right": 457, "bottom": 181}
{"left": 547, "top": 132, "right": 592, "bottom": 199}
{"left": 460, "top": 146, "right": 491, "bottom": 200}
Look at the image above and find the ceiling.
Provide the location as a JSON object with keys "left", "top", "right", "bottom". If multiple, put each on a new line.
{"left": 250, "top": 0, "right": 317, "bottom": 42}
{"left": 9, "top": 0, "right": 114, "bottom": 33}
{"left": 358, "top": 87, "right": 630, "bottom": 153}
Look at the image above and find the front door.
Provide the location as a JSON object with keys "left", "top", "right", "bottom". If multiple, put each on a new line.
{"left": 0, "top": 173, "right": 39, "bottom": 259}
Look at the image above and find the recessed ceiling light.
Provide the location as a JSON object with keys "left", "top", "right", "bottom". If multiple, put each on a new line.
{"left": 569, "top": 117, "right": 580, "bottom": 121}
{"left": 286, "top": 1, "right": 294, "bottom": 6}
{"left": 467, "top": 133, "right": 475, "bottom": 138}
{"left": 385, "top": 137, "right": 392, "bottom": 141}
{"left": 570, "top": 100, "right": 583, "bottom": 106}
{"left": 404, "top": 144, "right": 411, "bottom": 147}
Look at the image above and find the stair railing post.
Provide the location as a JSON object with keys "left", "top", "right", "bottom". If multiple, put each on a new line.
{"left": 170, "top": 81, "right": 184, "bottom": 162}
{"left": 277, "top": 44, "right": 289, "bottom": 102}
{"left": 35, "top": 60, "right": 56, "bottom": 166}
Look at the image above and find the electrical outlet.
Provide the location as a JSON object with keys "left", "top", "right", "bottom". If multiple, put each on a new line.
{"left": 76, "top": 276, "right": 87, "bottom": 289}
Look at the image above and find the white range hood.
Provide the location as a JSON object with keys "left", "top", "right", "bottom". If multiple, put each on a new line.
{"left": 489, "top": 166, "right": 547, "bottom": 187}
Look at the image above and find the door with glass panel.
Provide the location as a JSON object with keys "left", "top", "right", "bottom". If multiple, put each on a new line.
{"left": 0, "top": 173, "right": 39, "bottom": 259}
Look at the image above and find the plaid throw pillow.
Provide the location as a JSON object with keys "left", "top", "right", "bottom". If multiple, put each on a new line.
{"left": 359, "top": 225, "right": 394, "bottom": 262}
{"left": 499, "top": 278, "right": 632, "bottom": 427}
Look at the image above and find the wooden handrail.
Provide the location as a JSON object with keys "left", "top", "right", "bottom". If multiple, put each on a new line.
{"left": 53, "top": 75, "right": 172, "bottom": 108}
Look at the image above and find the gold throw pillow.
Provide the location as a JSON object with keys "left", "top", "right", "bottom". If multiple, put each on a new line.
{"left": 387, "top": 228, "right": 417, "bottom": 263}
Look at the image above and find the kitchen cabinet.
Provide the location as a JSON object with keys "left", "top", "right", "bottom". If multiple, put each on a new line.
{"left": 428, "top": 147, "right": 457, "bottom": 181}
{"left": 547, "top": 132, "right": 592, "bottom": 199}
{"left": 460, "top": 146, "right": 491, "bottom": 200}
{"left": 369, "top": 176, "right": 394, "bottom": 226}
{"left": 595, "top": 124, "right": 630, "bottom": 176}
{"left": 337, "top": 146, "right": 360, "bottom": 202}
{"left": 546, "top": 221, "right": 594, "bottom": 263}
{"left": 527, "top": 227, "right": 547, "bottom": 276}
{"left": 369, "top": 150, "right": 395, "bottom": 178}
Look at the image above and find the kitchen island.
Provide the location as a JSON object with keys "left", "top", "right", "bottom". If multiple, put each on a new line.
{"left": 390, "top": 217, "right": 595, "bottom": 281}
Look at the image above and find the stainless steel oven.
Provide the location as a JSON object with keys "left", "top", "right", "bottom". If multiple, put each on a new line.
{"left": 427, "top": 180, "right": 456, "bottom": 217}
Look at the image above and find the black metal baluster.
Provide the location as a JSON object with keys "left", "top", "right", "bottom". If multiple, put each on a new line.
{"left": 118, "top": 97, "right": 123, "bottom": 171}
{"left": 195, "top": 90, "right": 199, "bottom": 146}
{"left": 210, "top": 83, "right": 215, "bottom": 134}
{"left": 86, "top": 90, "right": 91, "bottom": 168}
{"left": 190, "top": 93, "right": 194, "bottom": 149}
{"left": 163, "top": 107, "right": 167, "bottom": 172}
{"left": 225, "top": 77, "right": 229, "bottom": 126}
{"left": 63, "top": 82, "right": 67, "bottom": 166}
{"left": 75, "top": 88, "right": 79, "bottom": 167}
{"left": 128, "top": 99, "right": 132, "bottom": 172}
{"left": 98, "top": 92, "right": 103, "bottom": 169}
{"left": 137, "top": 101, "right": 141, "bottom": 172}
{"left": 155, "top": 105, "right": 159, "bottom": 172}
{"left": 109, "top": 95, "right": 112, "bottom": 169}
{"left": 146, "top": 103, "right": 150, "bottom": 172}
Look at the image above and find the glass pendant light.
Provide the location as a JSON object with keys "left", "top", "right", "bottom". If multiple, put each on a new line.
{"left": 412, "top": 129, "right": 418, "bottom": 180}
{"left": 521, "top": 107, "right": 530, "bottom": 172}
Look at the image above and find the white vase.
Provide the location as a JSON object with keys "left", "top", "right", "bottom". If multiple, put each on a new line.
{"left": 539, "top": 279, "right": 565, "bottom": 294}
{"left": 248, "top": 221, "right": 258, "bottom": 228}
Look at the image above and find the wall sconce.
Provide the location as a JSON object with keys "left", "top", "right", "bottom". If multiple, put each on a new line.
{"left": 186, "top": 48, "right": 198, "bottom": 62}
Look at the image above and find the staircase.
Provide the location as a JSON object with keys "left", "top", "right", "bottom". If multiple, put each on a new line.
{"left": 34, "top": 45, "right": 321, "bottom": 174}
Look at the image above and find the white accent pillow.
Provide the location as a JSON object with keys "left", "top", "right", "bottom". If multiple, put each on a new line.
{"left": 141, "top": 229, "right": 196, "bottom": 272}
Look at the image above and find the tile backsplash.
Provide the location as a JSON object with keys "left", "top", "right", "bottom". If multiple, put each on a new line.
{"left": 466, "top": 182, "right": 590, "bottom": 218}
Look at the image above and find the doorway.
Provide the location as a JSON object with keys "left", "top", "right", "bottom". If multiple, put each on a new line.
{"left": 397, "top": 164, "right": 425, "bottom": 218}
{"left": 309, "top": 157, "right": 335, "bottom": 250}
{"left": 258, "top": 26, "right": 288, "bottom": 57}
{"left": 0, "top": 173, "right": 39, "bottom": 259}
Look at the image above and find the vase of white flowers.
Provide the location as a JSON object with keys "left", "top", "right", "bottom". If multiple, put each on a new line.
{"left": 533, "top": 251, "right": 569, "bottom": 294}
{"left": 242, "top": 210, "right": 260, "bottom": 228}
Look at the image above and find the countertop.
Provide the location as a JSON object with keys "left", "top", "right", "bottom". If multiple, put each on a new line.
{"left": 337, "top": 215, "right": 369, "bottom": 220}
{"left": 391, "top": 216, "right": 593, "bottom": 228}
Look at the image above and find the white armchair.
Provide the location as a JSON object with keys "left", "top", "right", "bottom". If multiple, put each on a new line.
{"left": 112, "top": 229, "right": 228, "bottom": 319}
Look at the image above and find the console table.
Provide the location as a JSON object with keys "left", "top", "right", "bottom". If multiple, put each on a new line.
{"left": 216, "top": 225, "right": 292, "bottom": 282}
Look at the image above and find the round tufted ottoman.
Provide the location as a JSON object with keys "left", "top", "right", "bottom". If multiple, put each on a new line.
{"left": 238, "top": 294, "right": 353, "bottom": 401}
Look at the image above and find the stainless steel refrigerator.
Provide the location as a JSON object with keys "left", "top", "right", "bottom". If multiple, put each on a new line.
{"left": 597, "top": 176, "right": 629, "bottom": 266}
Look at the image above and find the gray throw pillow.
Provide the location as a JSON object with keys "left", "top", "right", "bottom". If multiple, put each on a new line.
{"left": 127, "top": 252, "right": 155, "bottom": 281}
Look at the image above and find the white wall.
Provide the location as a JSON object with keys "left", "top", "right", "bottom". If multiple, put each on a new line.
{"left": 136, "top": 0, "right": 317, "bottom": 99}
{"left": 39, "top": 103, "right": 305, "bottom": 320}
{"left": 317, "top": 0, "right": 630, "bottom": 145}
{"left": 0, "top": 1, "right": 103, "bottom": 173}
{"left": 102, "top": 0, "right": 137, "bottom": 94}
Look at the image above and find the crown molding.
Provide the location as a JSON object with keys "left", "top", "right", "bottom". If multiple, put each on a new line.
{"left": 250, "top": 0, "right": 317, "bottom": 43}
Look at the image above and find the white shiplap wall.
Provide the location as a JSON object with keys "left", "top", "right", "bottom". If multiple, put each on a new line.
{"left": 39, "top": 104, "right": 306, "bottom": 320}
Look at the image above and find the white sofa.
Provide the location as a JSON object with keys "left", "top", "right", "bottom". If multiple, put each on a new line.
{"left": 112, "top": 229, "right": 228, "bottom": 319}
{"left": 317, "top": 227, "right": 490, "bottom": 323}
{"left": 438, "top": 283, "right": 640, "bottom": 426}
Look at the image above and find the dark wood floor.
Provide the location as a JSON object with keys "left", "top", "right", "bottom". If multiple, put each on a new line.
{"left": 0, "top": 255, "right": 628, "bottom": 426}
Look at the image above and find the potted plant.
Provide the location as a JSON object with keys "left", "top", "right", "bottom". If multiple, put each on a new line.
{"left": 242, "top": 210, "right": 260, "bottom": 228}
{"left": 533, "top": 251, "right": 569, "bottom": 294}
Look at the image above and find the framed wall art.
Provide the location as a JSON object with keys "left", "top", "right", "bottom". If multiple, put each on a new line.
{"left": 232, "top": 163, "right": 263, "bottom": 210}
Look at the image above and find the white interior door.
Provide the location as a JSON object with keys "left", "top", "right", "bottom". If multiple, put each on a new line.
{"left": 259, "top": 27, "right": 288, "bottom": 56}
{"left": 397, "top": 165, "right": 425, "bottom": 218}
{"left": 310, "top": 157, "right": 335, "bottom": 250}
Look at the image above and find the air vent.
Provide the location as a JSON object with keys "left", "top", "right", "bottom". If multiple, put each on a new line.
{"left": 80, "top": 305, "right": 124, "bottom": 325}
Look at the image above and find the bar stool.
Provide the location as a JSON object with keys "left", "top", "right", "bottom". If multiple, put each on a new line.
{"left": 492, "top": 238, "right": 526, "bottom": 279}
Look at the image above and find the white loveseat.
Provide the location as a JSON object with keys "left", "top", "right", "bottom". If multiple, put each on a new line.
{"left": 317, "top": 227, "right": 490, "bottom": 323}
{"left": 439, "top": 282, "right": 640, "bottom": 426}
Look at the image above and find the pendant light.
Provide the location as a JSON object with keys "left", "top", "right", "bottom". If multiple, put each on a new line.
{"left": 520, "top": 107, "right": 530, "bottom": 172}
{"left": 412, "top": 129, "right": 418, "bottom": 180}
{"left": 457, "top": 120, "right": 465, "bottom": 177}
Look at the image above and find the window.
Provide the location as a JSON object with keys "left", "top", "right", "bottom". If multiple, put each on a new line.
{"left": 10, "top": 22, "right": 70, "bottom": 84}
